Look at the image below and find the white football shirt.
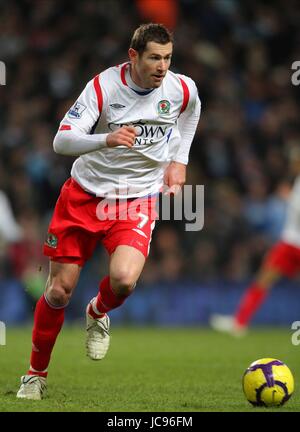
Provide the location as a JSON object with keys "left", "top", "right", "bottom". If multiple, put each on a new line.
{"left": 281, "top": 176, "right": 300, "bottom": 247}
{"left": 55, "top": 62, "right": 201, "bottom": 198}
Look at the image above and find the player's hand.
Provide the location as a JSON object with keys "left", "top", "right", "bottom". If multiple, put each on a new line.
{"left": 106, "top": 126, "right": 136, "bottom": 148}
{"left": 164, "top": 161, "right": 186, "bottom": 195}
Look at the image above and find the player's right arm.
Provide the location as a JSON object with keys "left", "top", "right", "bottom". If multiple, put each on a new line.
{"left": 53, "top": 77, "right": 136, "bottom": 156}
{"left": 106, "top": 126, "right": 136, "bottom": 149}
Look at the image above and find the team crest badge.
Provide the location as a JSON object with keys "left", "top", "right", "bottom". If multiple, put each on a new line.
{"left": 45, "top": 233, "right": 58, "bottom": 248}
{"left": 157, "top": 100, "right": 171, "bottom": 115}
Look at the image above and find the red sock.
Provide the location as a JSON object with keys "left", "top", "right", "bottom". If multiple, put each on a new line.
{"left": 28, "top": 294, "right": 65, "bottom": 377}
{"left": 88, "top": 276, "right": 129, "bottom": 319}
{"left": 235, "top": 283, "right": 268, "bottom": 327}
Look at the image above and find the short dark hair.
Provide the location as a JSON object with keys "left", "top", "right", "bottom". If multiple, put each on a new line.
{"left": 130, "top": 23, "right": 173, "bottom": 54}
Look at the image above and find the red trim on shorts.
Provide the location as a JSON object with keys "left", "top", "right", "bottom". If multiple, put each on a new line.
{"left": 59, "top": 125, "right": 71, "bottom": 131}
{"left": 93, "top": 74, "right": 103, "bottom": 114}
{"left": 120, "top": 63, "right": 130, "bottom": 86}
{"left": 179, "top": 77, "right": 189, "bottom": 114}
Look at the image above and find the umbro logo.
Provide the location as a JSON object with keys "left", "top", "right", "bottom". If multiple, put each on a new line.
{"left": 110, "top": 103, "right": 126, "bottom": 109}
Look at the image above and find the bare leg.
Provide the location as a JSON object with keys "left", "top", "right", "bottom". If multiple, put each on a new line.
{"left": 109, "top": 245, "right": 146, "bottom": 296}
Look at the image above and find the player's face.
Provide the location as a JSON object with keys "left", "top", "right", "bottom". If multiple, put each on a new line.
{"left": 129, "top": 42, "right": 173, "bottom": 89}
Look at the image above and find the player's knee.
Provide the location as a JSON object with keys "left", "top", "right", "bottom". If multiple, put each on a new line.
{"left": 46, "top": 277, "right": 74, "bottom": 306}
{"left": 256, "top": 267, "right": 280, "bottom": 289}
{"left": 110, "top": 269, "right": 137, "bottom": 297}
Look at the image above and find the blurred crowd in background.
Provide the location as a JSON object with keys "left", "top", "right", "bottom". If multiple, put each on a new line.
{"left": 0, "top": 0, "right": 300, "bottom": 322}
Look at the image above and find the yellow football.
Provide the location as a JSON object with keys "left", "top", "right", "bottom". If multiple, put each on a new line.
{"left": 243, "top": 358, "right": 294, "bottom": 407}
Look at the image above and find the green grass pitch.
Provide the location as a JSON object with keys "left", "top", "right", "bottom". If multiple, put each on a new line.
{"left": 0, "top": 325, "right": 299, "bottom": 412}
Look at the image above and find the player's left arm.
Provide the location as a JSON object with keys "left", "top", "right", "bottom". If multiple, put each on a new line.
{"left": 164, "top": 79, "right": 201, "bottom": 195}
